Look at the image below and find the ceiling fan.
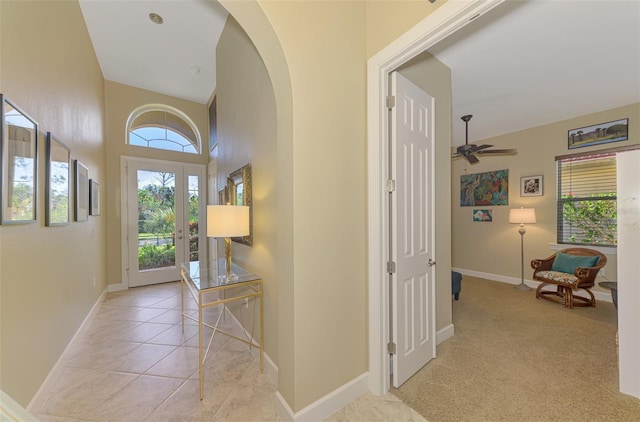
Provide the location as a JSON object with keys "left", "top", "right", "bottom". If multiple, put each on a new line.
{"left": 452, "top": 115, "right": 517, "bottom": 164}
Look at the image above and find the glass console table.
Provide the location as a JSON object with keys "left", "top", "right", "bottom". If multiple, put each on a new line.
{"left": 180, "top": 260, "right": 263, "bottom": 399}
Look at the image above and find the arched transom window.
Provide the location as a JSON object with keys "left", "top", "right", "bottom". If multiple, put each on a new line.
{"left": 127, "top": 105, "right": 201, "bottom": 154}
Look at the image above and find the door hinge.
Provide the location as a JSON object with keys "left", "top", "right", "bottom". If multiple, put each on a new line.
{"left": 387, "top": 261, "right": 396, "bottom": 274}
{"left": 388, "top": 342, "right": 397, "bottom": 355}
{"left": 385, "top": 179, "right": 396, "bottom": 192}
{"left": 386, "top": 95, "right": 396, "bottom": 109}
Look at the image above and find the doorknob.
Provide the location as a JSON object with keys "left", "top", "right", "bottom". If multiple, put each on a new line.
{"left": 177, "top": 229, "right": 183, "bottom": 240}
{"left": 428, "top": 258, "right": 436, "bottom": 267}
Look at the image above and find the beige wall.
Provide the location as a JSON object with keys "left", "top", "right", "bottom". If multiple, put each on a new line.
{"left": 103, "top": 81, "right": 209, "bottom": 286}
{"left": 366, "top": 0, "right": 446, "bottom": 58}
{"left": 398, "top": 51, "right": 453, "bottom": 332}
{"left": 250, "top": 0, "right": 369, "bottom": 411}
{"left": 0, "top": 0, "right": 106, "bottom": 405}
{"left": 222, "top": 0, "right": 448, "bottom": 412}
{"left": 215, "top": 15, "right": 278, "bottom": 366}
{"left": 452, "top": 103, "right": 640, "bottom": 293}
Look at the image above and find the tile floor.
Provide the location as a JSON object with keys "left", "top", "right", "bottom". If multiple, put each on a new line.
{"left": 31, "top": 281, "right": 425, "bottom": 422}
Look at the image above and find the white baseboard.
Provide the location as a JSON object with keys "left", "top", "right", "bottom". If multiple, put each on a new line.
{"left": 1, "top": 390, "right": 39, "bottom": 422}
{"left": 437, "top": 324, "right": 455, "bottom": 345}
{"left": 275, "top": 391, "right": 296, "bottom": 422}
{"left": 276, "top": 373, "right": 369, "bottom": 422}
{"left": 107, "top": 282, "right": 127, "bottom": 292}
{"left": 27, "top": 287, "right": 108, "bottom": 413}
{"left": 451, "top": 267, "right": 613, "bottom": 303}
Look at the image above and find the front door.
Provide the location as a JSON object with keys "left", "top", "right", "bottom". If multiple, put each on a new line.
{"left": 124, "top": 158, "right": 205, "bottom": 287}
{"left": 390, "top": 71, "right": 436, "bottom": 387}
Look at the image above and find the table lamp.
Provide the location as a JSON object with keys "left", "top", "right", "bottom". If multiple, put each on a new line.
{"left": 509, "top": 207, "right": 536, "bottom": 291}
{"left": 207, "top": 205, "right": 250, "bottom": 280}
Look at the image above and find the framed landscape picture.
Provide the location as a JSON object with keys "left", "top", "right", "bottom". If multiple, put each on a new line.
{"left": 45, "top": 132, "right": 71, "bottom": 227}
{"left": 1, "top": 95, "right": 38, "bottom": 224}
{"left": 568, "top": 118, "right": 628, "bottom": 149}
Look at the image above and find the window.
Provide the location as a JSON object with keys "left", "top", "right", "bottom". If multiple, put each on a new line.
{"left": 557, "top": 153, "right": 616, "bottom": 246}
{"left": 126, "top": 105, "right": 201, "bottom": 154}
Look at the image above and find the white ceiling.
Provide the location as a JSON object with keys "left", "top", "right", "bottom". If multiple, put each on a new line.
{"left": 428, "top": 0, "right": 640, "bottom": 145}
{"left": 79, "top": 0, "right": 640, "bottom": 145}
{"left": 79, "top": 0, "right": 228, "bottom": 104}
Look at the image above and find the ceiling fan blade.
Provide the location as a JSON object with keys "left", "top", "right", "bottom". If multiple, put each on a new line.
{"left": 452, "top": 153, "right": 462, "bottom": 159}
{"left": 465, "top": 153, "right": 479, "bottom": 164}
{"left": 456, "top": 143, "right": 492, "bottom": 155}
{"left": 477, "top": 148, "right": 518, "bottom": 155}
{"left": 472, "top": 144, "right": 494, "bottom": 152}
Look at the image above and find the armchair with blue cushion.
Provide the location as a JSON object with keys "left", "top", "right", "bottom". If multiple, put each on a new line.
{"left": 531, "top": 248, "right": 606, "bottom": 309}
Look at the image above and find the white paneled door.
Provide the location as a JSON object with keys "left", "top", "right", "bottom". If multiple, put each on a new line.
{"left": 390, "top": 71, "right": 436, "bottom": 387}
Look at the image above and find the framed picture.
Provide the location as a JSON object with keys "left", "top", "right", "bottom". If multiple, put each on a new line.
{"left": 74, "top": 160, "right": 89, "bottom": 222}
{"left": 209, "top": 95, "right": 217, "bottom": 152}
{"left": 45, "top": 132, "right": 71, "bottom": 227}
{"left": 473, "top": 209, "right": 493, "bottom": 222}
{"left": 89, "top": 179, "right": 100, "bottom": 216}
{"left": 568, "top": 118, "right": 628, "bottom": 149}
{"left": 460, "top": 169, "right": 509, "bottom": 206}
{"left": 1, "top": 94, "right": 38, "bottom": 224}
{"left": 520, "top": 175, "right": 543, "bottom": 197}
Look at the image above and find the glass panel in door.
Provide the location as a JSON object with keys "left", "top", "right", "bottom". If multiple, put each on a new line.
{"left": 188, "top": 175, "right": 200, "bottom": 263}
{"left": 137, "top": 170, "right": 177, "bottom": 271}
{"left": 127, "top": 162, "right": 185, "bottom": 287}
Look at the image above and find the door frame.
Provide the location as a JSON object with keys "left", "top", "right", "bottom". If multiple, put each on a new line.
{"left": 119, "top": 156, "right": 207, "bottom": 289}
{"left": 367, "top": 0, "right": 505, "bottom": 395}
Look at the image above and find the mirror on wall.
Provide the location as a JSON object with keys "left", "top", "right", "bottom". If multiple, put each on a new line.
{"left": 1, "top": 95, "right": 38, "bottom": 224}
{"left": 45, "top": 132, "right": 71, "bottom": 226}
{"left": 219, "top": 163, "right": 252, "bottom": 246}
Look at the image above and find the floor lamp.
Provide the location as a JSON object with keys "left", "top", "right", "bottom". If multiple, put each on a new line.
{"left": 509, "top": 207, "right": 536, "bottom": 291}
{"left": 207, "top": 205, "right": 250, "bottom": 281}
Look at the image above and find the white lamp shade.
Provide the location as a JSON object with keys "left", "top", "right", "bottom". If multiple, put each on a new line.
{"left": 509, "top": 207, "right": 536, "bottom": 224}
{"left": 207, "top": 205, "right": 250, "bottom": 237}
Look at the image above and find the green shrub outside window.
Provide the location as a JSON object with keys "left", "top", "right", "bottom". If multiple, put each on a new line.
{"left": 557, "top": 154, "right": 617, "bottom": 246}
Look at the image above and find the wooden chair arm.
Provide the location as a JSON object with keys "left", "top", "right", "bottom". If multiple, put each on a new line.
{"left": 531, "top": 255, "right": 555, "bottom": 271}
{"left": 574, "top": 266, "right": 600, "bottom": 285}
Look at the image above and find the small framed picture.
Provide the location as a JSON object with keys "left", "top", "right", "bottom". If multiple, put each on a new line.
{"left": 473, "top": 209, "right": 493, "bottom": 222}
{"left": 89, "top": 179, "right": 100, "bottom": 216}
{"left": 520, "top": 175, "right": 543, "bottom": 197}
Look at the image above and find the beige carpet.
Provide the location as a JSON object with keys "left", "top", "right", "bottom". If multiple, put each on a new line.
{"left": 393, "top": 276, "right": 640, "bottom": 422}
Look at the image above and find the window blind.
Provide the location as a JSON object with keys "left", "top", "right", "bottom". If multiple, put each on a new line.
{"left": 557, "top": 153, "right": 617, "bottom": 246}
